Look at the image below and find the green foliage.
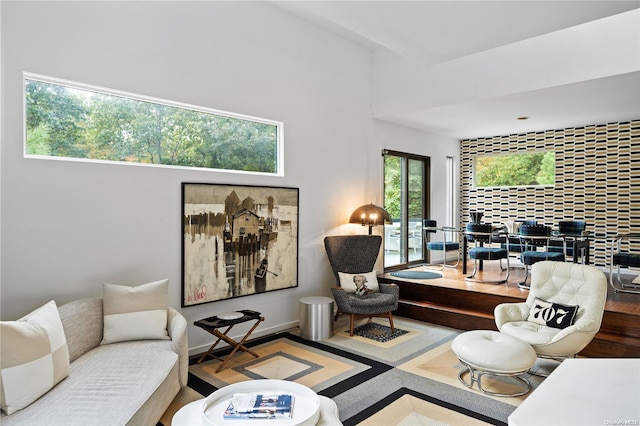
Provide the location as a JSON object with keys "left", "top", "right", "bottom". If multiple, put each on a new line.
{"left": 537, "top": 151, "right": 556, "bottom": 185}
{"left": 25, "top": 79, "right": 278, "bottom": 173}
{"left": 407, "top": 159, "right": 424, "bottom": 218}
{"left": 384, "top": 155, "right": 424, "bottom": 220}
{"left": 26, "top": 124, "right": 51, "bottom": 155}
{"left": 475, "top": 152, "right": 555, "bottom": 187}
{"left": 384, "top": 156, "right": 401, "bottom": 219}
{"left": 26, "top": 80, "right": 88, "bottom": 158}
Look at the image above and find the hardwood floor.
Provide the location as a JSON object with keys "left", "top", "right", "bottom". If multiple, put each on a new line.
{"left": 379, "top": 261, "right": 640, "bottom": 357}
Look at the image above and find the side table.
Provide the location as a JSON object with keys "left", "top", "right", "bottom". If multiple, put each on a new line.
{"left": 299, "top": 296, "right": 334, "bottom": 341}
{"left": 194, "top": 310, "right": 265, "bottom": 372}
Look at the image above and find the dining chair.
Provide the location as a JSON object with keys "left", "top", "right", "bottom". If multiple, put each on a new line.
{"left": 465, "top": 223, "right": 510, "bottom": 284}
{"left": 494, "top": 219, "right": 538, "bottom": 263}
{"left": 518, "top": 225, "right": 565, "bottom": 289}
{"left": 549, "top": 220, "right": 588, "bottom": 263}
{"left": 609, "top": 233, "right": 640, "bottom": 295}
{"left": 423, "top": 220, "right": 460, "bottom": 269}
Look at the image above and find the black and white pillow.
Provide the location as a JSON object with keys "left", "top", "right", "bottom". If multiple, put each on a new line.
{"left": 528, "top": 297, "right": 579, "bottom": 329}
{"left": 337, "top": 271, "right": 379, "bottom": 294}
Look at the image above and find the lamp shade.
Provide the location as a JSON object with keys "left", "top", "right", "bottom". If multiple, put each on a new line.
{"left": 349, "top": 203, "right": 392, "bottom": 234}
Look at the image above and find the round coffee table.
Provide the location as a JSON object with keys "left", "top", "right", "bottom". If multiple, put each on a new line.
{"left": 451, "top": 330, "right": 537, "bottom": 397}
{"left": 172, "top": 380, "right": 341, "bottom": 426}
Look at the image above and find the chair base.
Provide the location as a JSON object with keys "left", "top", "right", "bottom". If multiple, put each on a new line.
{"left": 457, "top": 361, "right": 532, "bottom": 397}
{"left": 423, "top": 257, "right": 460, "bottom": 270}
{"left": 465, "top": 258, "right": 510, "bottom": 284}
{"left": 609, "top": 265, "right": 640, "bottom": 295}
{"left": 424, "top": 250, "right": 460, "bottom": 270}
{"left": 335, "top": 311, "right": 395, "bottom": 336}
{"left": 527, "top": 354, "right": 573, "bottom": 377}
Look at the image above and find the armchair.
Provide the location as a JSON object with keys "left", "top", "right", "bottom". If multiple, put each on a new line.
{"left": 495, "top": 261, "right": 607, "bottom": 361}
{"left": 324, "top": 235, "right": 399, "bottom": 336}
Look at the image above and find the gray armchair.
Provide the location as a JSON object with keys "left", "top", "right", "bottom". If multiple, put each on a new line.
{"left": 324, "top": 235, "right": 399, "bottom": 336}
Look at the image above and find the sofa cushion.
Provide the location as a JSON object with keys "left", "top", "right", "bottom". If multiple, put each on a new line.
{"left": 0, "top": 301, "right": 70, "bottom": 415}
{"left": 58, "top": 298, "right": 103, "bottom": 363}
{"left": 0, "top": 340, "right": 179, "bottom": 425}
{"left": 102, "top": 279, "right": 170, "bottom": 345}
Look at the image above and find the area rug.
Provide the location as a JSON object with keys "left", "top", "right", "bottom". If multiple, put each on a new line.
{"left": 165, "top": 317, "right": 557, "bottom": 426}
{"left": 390, "top": 270, "right": 443, "bottom": 279}
{"left": 352, "top": 322, "right": 408, "bottom": 342}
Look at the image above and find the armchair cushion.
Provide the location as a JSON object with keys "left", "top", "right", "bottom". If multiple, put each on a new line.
{"left": 527, "top": 298, "right": 579, "bottom": 329}
{"left": 499, "top": 321, "right": 565, "bottom": 346}
{"left": 330, "top": 283, "right": 398, "bottom": 315}
{"left": 494, "top": 301, "right": 529, "bottom": 326}
{"left": 330, "top": 289, "right": 397, "bottom": 315}
{"left": 349, "top": 292, "right": 396, "bottom": 307}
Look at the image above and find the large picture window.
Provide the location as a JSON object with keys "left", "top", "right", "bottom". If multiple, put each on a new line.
{"left": 474, "top": 151, "right": 555, "bottom": 188}
{"left": 24, "top": 73, "right": 283, "bottom": 175}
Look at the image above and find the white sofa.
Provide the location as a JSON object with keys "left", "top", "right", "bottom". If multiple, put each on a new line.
{"left": 1, "top": 297, "right": 188, "bottom": 425}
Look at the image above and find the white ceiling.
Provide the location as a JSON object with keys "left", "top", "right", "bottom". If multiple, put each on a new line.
{"left": 269, "top": 1, "right": 640, "bottom": 139}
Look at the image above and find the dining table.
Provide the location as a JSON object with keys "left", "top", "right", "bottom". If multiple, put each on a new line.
{"left": 454, "top": 224, "right": 592, "bottom": 275}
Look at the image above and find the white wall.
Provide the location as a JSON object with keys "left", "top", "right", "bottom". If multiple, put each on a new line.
{"left": 0, "top": 1, "right": 458, "bottom": 352}
{"left": 372, "top": 120, "right": 460, "bottom": 228}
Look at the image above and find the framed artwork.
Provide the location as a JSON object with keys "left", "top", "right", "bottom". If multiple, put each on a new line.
{"left": 181, "top": 183, "right": 299, "bottom": 307}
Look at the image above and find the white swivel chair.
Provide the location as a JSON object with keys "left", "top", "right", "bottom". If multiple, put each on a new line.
{"left": 494, "top": 261, "right": 607, "bottom": 360}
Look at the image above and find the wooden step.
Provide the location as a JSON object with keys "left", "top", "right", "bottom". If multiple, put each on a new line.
{"left": 397, "top": 299, "right": 497, "bottom": 332}
{"left": 583, "top": 331, "right": 640, "bottom": 357}
{"left": 398, "top": 299, "right": 640, "bottom": 357}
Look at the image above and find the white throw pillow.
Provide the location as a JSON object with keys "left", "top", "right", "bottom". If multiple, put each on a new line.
{"left": 101, "top": 279, "right": 170, "bottom": 345}
{"left": 337, "top": 271, "right": 380, "bottom": 294}
{"left": 0, "top": 300, "right": 70, "bottom": 415}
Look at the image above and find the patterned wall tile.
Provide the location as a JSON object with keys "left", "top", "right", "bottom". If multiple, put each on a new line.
{"left": 460, "top": 119, "right": 640, "bottom": 267}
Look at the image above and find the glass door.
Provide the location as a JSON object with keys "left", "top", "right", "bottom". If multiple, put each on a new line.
{"left": 383, "top": 150, "right": 430, "bottom": 269}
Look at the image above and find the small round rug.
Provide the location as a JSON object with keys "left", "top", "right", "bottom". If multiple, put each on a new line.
{"left": 390, "top": 270, "right": 443, "bottom": 279}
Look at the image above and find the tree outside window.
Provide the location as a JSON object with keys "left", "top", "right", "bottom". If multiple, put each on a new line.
{"left": 474, "top": 151, "right": 555, "bottom": 188}
{"left": 25, "top": 75, "right": 282, "bottom": 175}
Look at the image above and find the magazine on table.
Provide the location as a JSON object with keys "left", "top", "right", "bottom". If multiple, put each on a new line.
{"left": 223, "top": 393, "right": 294, "bottom": 419}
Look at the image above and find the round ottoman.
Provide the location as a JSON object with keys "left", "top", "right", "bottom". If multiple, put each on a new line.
{"left": 451, "top": 330, "right": 536, "bottom": 397}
